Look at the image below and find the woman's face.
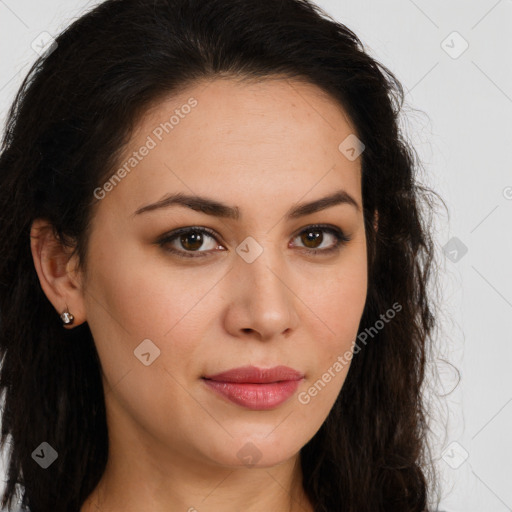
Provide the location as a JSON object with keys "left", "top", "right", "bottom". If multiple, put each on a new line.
{"left": 80, "top": 77, "right": 368, "bottom": 470}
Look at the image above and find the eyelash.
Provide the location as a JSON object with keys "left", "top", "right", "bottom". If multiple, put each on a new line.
{"left": 156, "top": 224, "right": 352, "bottom": 259}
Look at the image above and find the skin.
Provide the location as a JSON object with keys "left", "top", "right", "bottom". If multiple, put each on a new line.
{"left": 30, "top": 76, "right": 371, "bottom": 512}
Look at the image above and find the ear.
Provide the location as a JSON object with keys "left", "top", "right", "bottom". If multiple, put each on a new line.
{"left": 30, "top": 218, "right": 87, "bottom": 329}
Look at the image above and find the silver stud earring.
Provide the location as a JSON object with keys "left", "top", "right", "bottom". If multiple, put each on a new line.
{"left": 60, "top": 309, "right": 74, "bottom": 326}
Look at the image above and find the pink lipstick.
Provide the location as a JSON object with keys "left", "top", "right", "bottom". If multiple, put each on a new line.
{"left": 202, "top": 365, "right": 304, "bottom": 410}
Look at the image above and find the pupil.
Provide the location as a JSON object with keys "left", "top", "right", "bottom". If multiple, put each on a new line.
{"left": 181, "top": 232, "right": 203, "bottom": 250}
{"left": 303, "top": 230, "right": 322, "bottom": 248}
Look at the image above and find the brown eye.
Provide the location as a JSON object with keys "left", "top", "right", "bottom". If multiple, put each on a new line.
{"left": 158, "top": 227, "right": 221, "bottom": 258}
{"left": 157, "top": 224, "right": 351, "bottom": 260}
{"left": 300, "top": 229, "right": 324, "bottom": 249}
{"left": 179, "top": 231, "right": 206, "bottom": 251}
{"left": 292, "top": 224, "right": 351, "bottom": 255}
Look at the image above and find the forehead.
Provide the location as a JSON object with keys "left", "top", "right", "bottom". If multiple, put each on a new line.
{"left": 95, "top": 76, "right": 363, "bottom": 220}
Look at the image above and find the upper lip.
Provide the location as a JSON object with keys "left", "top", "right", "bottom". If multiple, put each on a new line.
{"left": 203, "top": 365, "right": 304, "bottom": 383}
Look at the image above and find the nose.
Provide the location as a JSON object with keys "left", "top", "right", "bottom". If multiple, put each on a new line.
{"left": 223, "top": 247, "right": 300, "bottom": 342}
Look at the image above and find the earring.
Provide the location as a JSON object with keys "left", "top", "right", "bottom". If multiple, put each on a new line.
{"left": 60, "top": 309, "right": 74, "bottom": 326}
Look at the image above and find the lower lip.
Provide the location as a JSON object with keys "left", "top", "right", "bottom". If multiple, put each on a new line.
{"left": 202, "top": 379, "right": 302, "bottom": 410}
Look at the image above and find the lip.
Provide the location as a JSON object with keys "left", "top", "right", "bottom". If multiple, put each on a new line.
{"left": 202, "top": 365, "right": 304, "bottom": 410}
{"left": 204, "top": 365, "right": 304, "bottom": 383}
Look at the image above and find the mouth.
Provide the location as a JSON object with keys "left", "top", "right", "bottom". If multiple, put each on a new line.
{"left": 202, "top": 365, "right": 304, "bottom": 410}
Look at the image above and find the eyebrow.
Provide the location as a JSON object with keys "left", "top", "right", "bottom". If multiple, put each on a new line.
{"left": 132, "top": 189, "right": 360, "bottom": 219}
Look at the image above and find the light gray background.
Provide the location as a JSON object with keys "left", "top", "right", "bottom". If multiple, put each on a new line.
{"left": 0, "top": 1, "right": 511, "bottom": 511}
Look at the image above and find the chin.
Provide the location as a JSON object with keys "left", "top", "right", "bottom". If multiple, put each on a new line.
{"left": 201, "top": 434, "right": 302, "bottom": 470}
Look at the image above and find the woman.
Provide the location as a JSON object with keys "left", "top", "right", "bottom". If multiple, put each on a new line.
{"left": 0, "top": 0, "right": 445, "bottom": 510}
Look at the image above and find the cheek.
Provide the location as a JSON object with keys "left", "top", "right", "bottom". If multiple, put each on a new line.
{"left": 306, "top": 286, "right": 365, "bottom": 378}
{"left": 295, "top": 256, "right": 367, "bottom": 406}
{"left": 83, "top": 240, "right": 226, "bottom": 398}
{"left": 326, "top": 276, "right": 367, "bottom": 348}
{"left": 306, "top": 254, "right": 368, "bottom": 345}
{"left": 83, "top": 250, "right": 212, "bottom": 441}
{"left": 86, "top": 241, "right": 215, "bottom": 338}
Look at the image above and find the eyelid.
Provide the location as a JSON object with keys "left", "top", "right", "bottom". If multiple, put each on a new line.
{"left": 156, "top": 226, "right": 219, "bottom": 245}
{"left": 155, "top": 226, "right": 222, "bottom": 258}
{"left": 290, "top": 224, "right": 352, "bottom": 254}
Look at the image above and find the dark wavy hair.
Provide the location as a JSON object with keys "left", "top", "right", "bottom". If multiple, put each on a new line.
{"left": 0, "top": 0, "right": 448, "bottom": 510}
